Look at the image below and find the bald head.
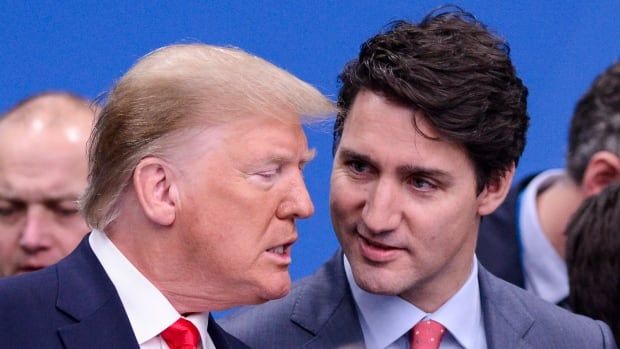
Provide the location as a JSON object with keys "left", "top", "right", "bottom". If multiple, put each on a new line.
{"left": 0, "top": 92, "right": 96, "bottom": 277}
{"left": 1, "top": 92, "right": 95, "bottom": 131}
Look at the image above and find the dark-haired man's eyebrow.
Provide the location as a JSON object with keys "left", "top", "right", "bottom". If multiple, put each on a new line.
{"left": 397, "top": 165, "right": 453, "bottom": 186}
{"left": 337, "top": 148, "right": 377, "bottom": 167}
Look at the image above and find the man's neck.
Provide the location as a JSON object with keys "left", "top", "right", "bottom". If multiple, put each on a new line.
{"left": 105, "top": 222, "right": 196, "bottom": 314}
{"left": 536, "top": 175, "right": 583, "bottom": 259}
{"left": 107, "top": 223, "right": 251, "bottom": 314}
{"left": 401, "top": 260, "right": 473, "bottom": 313}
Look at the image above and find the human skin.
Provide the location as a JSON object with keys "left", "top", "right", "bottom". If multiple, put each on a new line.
{"left": 330, "top": 90, "right": 507, "bottom": 312}
{"left": 0, "top": 110, "right": 91, "bottom": 276}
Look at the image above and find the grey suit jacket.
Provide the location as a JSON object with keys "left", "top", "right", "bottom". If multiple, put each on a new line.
{"left": 222, "top": 251, "right": 617, "bottom": 349}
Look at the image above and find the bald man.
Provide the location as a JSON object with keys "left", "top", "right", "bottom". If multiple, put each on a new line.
{"left": 0, "top": 92, "right": 95, "bottom": 277}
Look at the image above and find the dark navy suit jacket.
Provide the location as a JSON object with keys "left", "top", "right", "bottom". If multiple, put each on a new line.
{"left": 476, "top": 174, "right": 538, "bottom": 288}
{"left": 222, "top": 250, "right": 617, "bottom": 348}
{"left": 0, "top": 236, "right": 249, "bottom": 349}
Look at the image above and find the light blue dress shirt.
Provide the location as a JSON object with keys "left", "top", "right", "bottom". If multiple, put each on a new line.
{"left": 345, "top": 256, "right": 487, "bottom": 349}
{"left": 519, "top": 169, "right": 569, "bottom": 304}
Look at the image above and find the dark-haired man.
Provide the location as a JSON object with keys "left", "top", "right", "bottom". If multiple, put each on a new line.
{"left": 222, "top": 9, "right": 617, "bottom": 349}
{"left": 476, "top": 61, "right": 620, "bottom": 308}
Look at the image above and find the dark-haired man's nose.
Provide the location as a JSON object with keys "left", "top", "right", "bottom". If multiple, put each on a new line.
{"left": 361, "top": 178, "right": 402, "bottom": 234}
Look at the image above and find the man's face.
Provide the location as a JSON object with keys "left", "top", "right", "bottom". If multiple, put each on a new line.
{"left": 172, "top": 114, "right": 314, "bottom": 306}
{"left": 330, "top": 90, "right": 488, "bottom": 309}
{"left": 0, "top": 121, "right": 90, "bottom": 276}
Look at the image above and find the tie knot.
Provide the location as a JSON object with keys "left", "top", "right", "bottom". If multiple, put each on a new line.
{"left": 161, "top": 318, "right": 201, "bottom": 349}
{"left": 410, "top": 319, "right": 446, "bottom": 349}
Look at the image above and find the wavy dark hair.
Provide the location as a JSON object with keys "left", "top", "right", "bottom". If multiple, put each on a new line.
{"left": 334, "top": 7, "right": 529, "bottom": 191}
{"left": 566, "top": 181, "right": 620, "bottom": 344}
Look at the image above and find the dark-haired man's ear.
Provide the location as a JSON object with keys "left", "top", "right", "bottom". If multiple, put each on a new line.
{"left": 132, "top": 157, "right": 177, "bottom": 226}
{"left": 477, "top": 163, "right": 515, "bottom": 216}
{"left": 581, "top": 151, "right": 620, "bottom": 197}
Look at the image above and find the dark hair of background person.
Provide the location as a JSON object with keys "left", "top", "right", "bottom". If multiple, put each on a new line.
{"left": 567, "top": 61, "right": 620, "bottom": 184}
{"left": 333, "top": 7, "right": 529, "bottom": 192}
{"left": 566, "top": 181, "right": 620, "bottom": 343}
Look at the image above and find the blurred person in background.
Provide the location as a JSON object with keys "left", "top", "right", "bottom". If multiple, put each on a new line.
{"left": 477, "top": 60, "right": 620, "bottom": 307}
{"left": 0, "top": 92, "right": 95, "bottom": 277}
{"left": 566, "top": 181, "right": 620, "bottom": 345}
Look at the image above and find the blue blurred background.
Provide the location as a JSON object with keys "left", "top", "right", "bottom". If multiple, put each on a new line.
{"left": 1, "top": 1, "right": 619, "bottom": 288}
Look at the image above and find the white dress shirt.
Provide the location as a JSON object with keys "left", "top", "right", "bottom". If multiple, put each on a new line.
{"left": 519, "top": 169, "right": 569, "bottom": 304}
{"left": 89, "top": 229, "right": 216, "bottom": 349}
{"left": 345, "top": 256, "right": 487, "bottom": 349}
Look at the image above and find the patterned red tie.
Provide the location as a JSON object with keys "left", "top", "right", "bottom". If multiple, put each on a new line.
{"left": 410, "top": 319, "right": 446, "bottom": 349}
{"left": 161, "top": 318, "right": 201, "bottom": 349}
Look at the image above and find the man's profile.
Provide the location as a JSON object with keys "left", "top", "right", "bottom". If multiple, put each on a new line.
{"left": 0, "top": 44, "right": 334, "bottom": 349}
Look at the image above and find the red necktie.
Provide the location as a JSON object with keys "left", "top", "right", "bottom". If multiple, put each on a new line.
{"left": 410, "top": 319, "right": 446, "bottom": 349}
{"left": 161, "top": 318, "right": 201, "bottom": 349}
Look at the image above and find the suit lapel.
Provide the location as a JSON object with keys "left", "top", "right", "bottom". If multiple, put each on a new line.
{"left": 289, "top": 251, "right": 365, "bottom": 348}
{"left": 287, "top": 253, "right": 548, "bottom": 348}
{"left": 301, "top": 301, "right": 365, "bottom": 349}
{"left": 54, "top": 236, "right": 138, "bottom": 349}
{"left": 57, "top": 304, "right": 138, "bottom": 348}
{"left": 479, "top": 265, "right": 535, "bottom": 349}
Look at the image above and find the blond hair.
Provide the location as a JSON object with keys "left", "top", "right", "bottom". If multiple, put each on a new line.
{"left": 80, "top": 44, "right": 334, "bottom": 229}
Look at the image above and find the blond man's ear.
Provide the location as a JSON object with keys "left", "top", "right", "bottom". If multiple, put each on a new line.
{"left": 132, "top": 157, "right": 178, "bottom": 226}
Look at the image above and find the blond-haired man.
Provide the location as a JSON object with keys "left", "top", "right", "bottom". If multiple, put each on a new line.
{"left": 0, "top": 92, "right": 94, "bottom": 277}
{"left": 0, "top": 44, "right": 333, "bottom": 349}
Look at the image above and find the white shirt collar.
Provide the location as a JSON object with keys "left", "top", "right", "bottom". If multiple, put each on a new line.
{"left": 345, "top": 255, "right": 486, "bottom": 349}
{"left": 89, "top": 229, "right": 215, "bottom": 349}
{"left": 519, "top": 169, "right": 569, "bottom": 303}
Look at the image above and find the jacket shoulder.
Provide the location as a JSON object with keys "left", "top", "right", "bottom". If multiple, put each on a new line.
{"left": 221, "top": 271, "right": 317, "bottom": 348}
{"left": 517, "top": 289, "right": 615, "bottom": 348}
{"left": 0, "top": 266, "right": 75, "bottom": 347}
{"left": 480, "top": 268, "right": 617, "bottom": 348}
{"left": 0, "top": 266, "right": 60, "bottom": 314}
{"left": 221, "top": 251, "right": 353, "bottom": 348}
